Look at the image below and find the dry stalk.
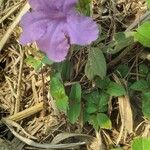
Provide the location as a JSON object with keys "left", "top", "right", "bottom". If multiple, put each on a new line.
{"left": 15, "top": 48, "right": 24, "bottom": 113}
{"left": 0, "top": 2, "right": 22, "bottom": 24}
{"left": 0, "top": 2, "right": 30, "bottom": 51}
{"left": 4, "top": 125, "right": 86, "bottom": 149}
{"left": 8, "top": 102, "right": 44, "bottom": 121}
{"left": 1, "top": 118, "right": 37, "bottom": 140}
{"left": 113, "top": 75, "right": 133, "bottom": 145}
{"left": 95, "top": 130, "right": 104, "bottom": 150}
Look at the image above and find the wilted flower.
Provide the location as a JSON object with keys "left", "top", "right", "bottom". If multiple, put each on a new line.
{"left": 20, "top": 0, "right": 99, "bottom": 62}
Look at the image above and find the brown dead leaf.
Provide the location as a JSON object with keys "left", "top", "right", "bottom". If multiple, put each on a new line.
{"left": 118, "top": 95, "right": 133, "bottom": 134}
{"left": 113, "top": 75, "right": 133, "bottom": 144}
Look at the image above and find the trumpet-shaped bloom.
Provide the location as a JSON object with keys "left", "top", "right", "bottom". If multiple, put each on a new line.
{"left": 20, "top": 0, "right": 99, "bottom": 62}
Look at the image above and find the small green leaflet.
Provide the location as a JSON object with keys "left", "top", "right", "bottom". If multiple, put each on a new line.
{"left": 84, "top": 90, "right": 109, "bottom": 113}
{"left": 50, "top": 73, "right": 68, "bottom": 113}
{"left": 106, "top": 32, "right": 134, "bottom": 54}
{"left": 68, "top": 83, "right": 81, "bottom": 124}
{"left": 61, "top": 60, "right": 72, "bottom": 81}
{"left": 96, "top": 113, "right": 112, "bottom": 129}
{"left": 146, "top": 0, "right": 150, "bottom": 9}
{"left": 142, "top": 92, "right": 150, "bottom": 118}
{"left": 117, "top": 64, "right": 129, "bottom": 77}
{"left": 111, "top": 148, "right": 123, "bottom": 150}
{"left": 98, "top": 92, "right": 109, "bottom": 112}
{"left": 106, "top": 81, "right": 126, "bottom": 96}
{"left": 85, "top": 47, "right": 107, "bottom": 80}
{"left": 94, "top": 77, "right": 110, "bottom": 89}
{"left": 86, "top": 104, "right": 97, "bottom": 114}
{"left": 89, "top": 113, "right": 111, "bottom": 131}
{"left": 132, "top": 137, "right": 150, "bottom": 150}
{"left": 84, "top": 90, "right": 110, "bottom": 130}
{"left": 130, "top": 80, "right": 149, "bottom": 92}
{"left": 42, "top": 55, "right": 53, "bottom": 65}
{"left": 84, "top": 91, "right": 100, "bottom": 114}
{"left": 25, "top": 56, "right": 42, "bottom": 70}
{"left": 134, "top": 21, "right": 150, "bottom": 47}
{"left": 77, "top": 0, "right": 91, "bottom": 16}
{"left": 89, "top": 114, "right": 99, "bottom": 130}
{"left": 147, "top": 73, "right": 150, "bottom": 85}
{"left": 25, "top": 54, "right": 53, "bottom": 70}
{"left": 139, "top": 64, "right": 149, "bottom": 75}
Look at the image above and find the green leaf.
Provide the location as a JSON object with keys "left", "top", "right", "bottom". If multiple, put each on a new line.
{"left": 69, "top": 83, "right": 81, "bottom": 103}
{"left": 83, "top": 110, "right": 90, "bottom": 122}
{"left": 50, "top": 73, "right": 68, "bottom": 113}
{"left": 96, "top": 113, "right": 112, "bottom": 129}
{"left": 89, "top": 114, "right": 99, "bottom": 130}
{"left": 142, "top": 92, "right": 150, "bottom": 118}
{"left": 84, "top": 91, "right": 109, "bottom": 114}
{"left": 104, "top": 32, "right": 134, "bottom": 54}
{"left": 117, "top": 64, "right": 129, "bottom": 77}
{"left": 132, "top": 137, "right": 150, "bottom": 150}
{"left": 41, "top": 55, "right": 53, "bottom": 65}
{"left": 134, "top": 21, "right": 150, "bottom": 47}
{"left": 98, "top": 92, "right": 109, "bottom": 112}
{"left": 85, "top": 47, "right": 107, "bottom": 80}
{"left": 77, "top": 0, "right": 91, "bottom": 16}
{"left": 86, "top": 104, "right": 98, "bottom": 114}
{"left": 68, "top": 83, "right": 81, "bottom": 124}
{"left": 61, "top": 60, "right": 72, "bottom": 81}
{"left": 130, "top": 80, "right": 149, "bottom": 91}
{"left": 139, "top": 64, "right": 149, "bottom": 75}
{"left": 107, "top": 32, "right": 134, "bottom": 54}
{"left": 106, "top": 82, "right": 126, "bottom": 96}
{"left": 25, "top": 56, "right": 42, "bottom": 70}
{"left": 84, "top": 91, "right": 102, "bottom": 114}
{"left": 146, "top": 0, "right": 150, "bottom": 9}
{"left": 146, "top": 73, "right": 150, "bottom": 86}
{"left": 111, "top": 148, "right": 123, "bottom": 150}
{"left": 89, "top": 113, "right": 112, "bottom": 131}
{"left": 94, "top": 76, "right": 111, "bottom": 89}
{"left": 84, "top": 91, "right": 100, "bottom": 105}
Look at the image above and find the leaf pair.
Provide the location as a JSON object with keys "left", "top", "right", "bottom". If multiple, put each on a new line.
{"left": 130, "top": 79, "right": 150, "bottom": 118}
{"left": 50, "top": 74, "right": 81, "bottom": 124}
{"left": 83, "top": 90, "right": 111, "bottom": 130}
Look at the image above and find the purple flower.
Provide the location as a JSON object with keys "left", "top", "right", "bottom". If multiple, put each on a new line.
{"left": 20, "top": 0, "right": 99, "bottom": 62}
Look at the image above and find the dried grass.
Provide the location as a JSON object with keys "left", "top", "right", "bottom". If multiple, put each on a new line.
{"left": 0, "top": 0, "right": 149, "bottom": 150}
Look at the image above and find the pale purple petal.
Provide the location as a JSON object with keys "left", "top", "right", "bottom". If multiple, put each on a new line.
{"left": 63, "top": 0, "right": 78, "bottom": 10}
{"left": 28, "top": 0, "right": 52, "bottom": 11}
{"left": 37, "top": 23, "right": 69, "bottom": 62}
{"left": 28, "top": 0, "right": 66, "bottom": 19}
{"left": 66, "top": 13, "right": 99, "bottom": 45}
{"left": 29, "top": 0, "right": 64, "bottom": 11}
{"left": 20, "top": 11, "right": 49, "bottom": 45}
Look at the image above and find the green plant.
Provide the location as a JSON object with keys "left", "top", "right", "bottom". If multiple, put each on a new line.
{"left": 83, "top": 90, "right": 111, "bottom": 130}
{"left": 130, "top": 66, "right": 150, "bottom": 119}
{"left": 132, "top": 137, "right": 150, "bottom": 150}
{"left": 67, "top": 83, "right": 82, "bottom": 124}
{"left": 134, "top": 21, "right": 150, "bottom": 47}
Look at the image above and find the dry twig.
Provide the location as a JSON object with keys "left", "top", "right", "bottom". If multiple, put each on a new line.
{"left": 0, "top": 2, "right": 30, "bottom": 51}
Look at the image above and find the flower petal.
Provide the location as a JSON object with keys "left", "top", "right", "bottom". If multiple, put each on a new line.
{"left": 63, "top": 0, "right": 78, "bottom": 10}
{"left": 66, "top": 13, "right": 99, "bottom": 45}
{"left": 20, "top": 11, "right": 49, "bottom": 45}
{"left": 28, "top": 0, "right": 52, "bottom": 10}
{"left": 29, "top": 0, "right": 64, "bottom": 10}
{"left": 29, "top": 0, "right": 78, "bottom": 12}
{"left": 37, "top": 22, "right": 69, "bottom": 62}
